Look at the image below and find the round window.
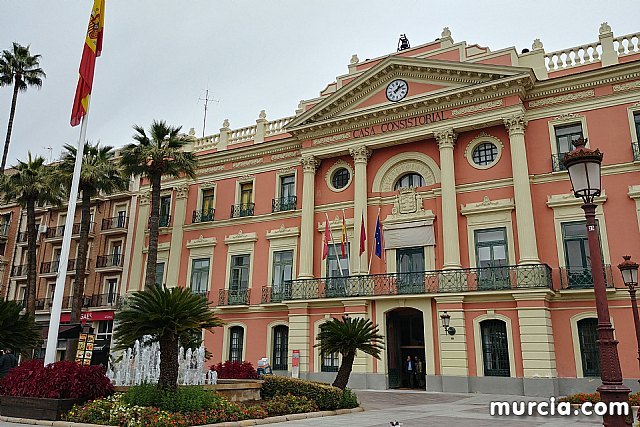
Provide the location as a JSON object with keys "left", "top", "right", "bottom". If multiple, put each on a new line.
{"left": 472, "top": 142, "right": 498, "bottom": 166}
{"left": 331, "top": 168, "right": 351, "bottom": 189}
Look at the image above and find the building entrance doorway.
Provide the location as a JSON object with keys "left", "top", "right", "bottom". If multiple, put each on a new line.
{"left": 386, "top": 307, "right": 426, "bottom": 389}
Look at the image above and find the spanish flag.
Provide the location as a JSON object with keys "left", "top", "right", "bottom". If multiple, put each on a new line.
{"left": 70, "top": 0, "right": 105, "bottom": 127}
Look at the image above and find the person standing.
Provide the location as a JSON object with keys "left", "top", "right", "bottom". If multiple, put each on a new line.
{"left": 415, "top": 356, "right": 425, "bottom": 389}
{"left": 404, "top": 355, "right": 415, "bottom": 388}
{"left": 0, "top": 349, "right": 18, "bottom": 378}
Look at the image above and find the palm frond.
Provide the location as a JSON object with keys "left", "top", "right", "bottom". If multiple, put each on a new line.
{"left": 315, "top": 316, "right": 384, "bottom": 359}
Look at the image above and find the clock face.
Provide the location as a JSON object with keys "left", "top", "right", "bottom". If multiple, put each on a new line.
{"left": 386, "top": 79, "right": 408, "bottom": 102}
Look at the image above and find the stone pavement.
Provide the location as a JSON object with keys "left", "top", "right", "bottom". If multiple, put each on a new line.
{"left": 0, "top": 389, "right": 623, "bottom": 427}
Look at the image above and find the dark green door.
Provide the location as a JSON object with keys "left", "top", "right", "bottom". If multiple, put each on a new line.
{"left": 475, "top": 228, "right": 509, "bottom": 290}
{"left": 396, "top": 247, "right": 424, "bottom": 294}
{"left": 386, "top": 315, "right": 401, "bottom": 388}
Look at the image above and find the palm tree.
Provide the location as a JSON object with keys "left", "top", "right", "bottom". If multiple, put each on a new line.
{"left": 0, "top": 299, "right": 41, "bottom": 356}
{"left": 119, "top": 120, "right": 196, "bottom": 289}
{"left": 0, "top": 154, "right": 63, "bottom": 315}
{"left": 315, "top": 315, "right": 384, "bottom": 389}
{"left": 113, "top": 285, "right": 224, "bottom": 391}
{"left": 0, "top": 43, "right": 46, "bottom": 172}
{"left": 57, "top": 142, "right": 127, "bottom": 360}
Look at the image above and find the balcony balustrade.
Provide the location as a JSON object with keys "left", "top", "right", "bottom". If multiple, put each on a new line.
{"left": 46, "top": 222, "right": 95, "bottom": 239}
{"left": 633, "top": 141, "right": 640, "bottom": 162}
{"left": 35, "top": 293, "right": 118, "bottom": 310}
{"left": 96, "top": 254, "right": 124, "bottom": 269}
{"left": 102, "top": 216, "right": 128, "bottom": 231}
{"left": 230, "top": 203, "right": 255, "bottom": 218}
{"left": 271, "top": 196, "right": 297, "bottom": 213}
{"left": 559, "top": 265, "right": 614, "bottom": 289}
{"left": 148, "top": 215, "right": 171, "bottom": 227}
{"left": 192, "top": 208, "right": 215, "bottom": 223}
{"left": 17, "top": 231, "right": 29, "bottom": 243}
{"left": 11, "top": 264, "right": 28, "bottom": 276}
{"left": 218, "top": 288, "right": 250, "bottom": 306}
{"left": 551, "top": 153, "right": 569, "bottom": 172}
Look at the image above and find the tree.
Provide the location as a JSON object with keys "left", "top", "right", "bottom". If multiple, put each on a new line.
{"left": 0, "top": 43, "right": 46, "bottom": 173}
{"left": 315, "top": 315, "right": 384, "bottom": 389}
{"left": 0, "top": 299, "right": 41, "bottom": 356}
{"left": 113, "top": 285, "right": 223, "bottom": 391}
{"left": 0, "top": 154, "right": 63, "bottom": 315}
{"left": 119, "top": 120, "right": 196, "bottom": 289}
{"left": 57, "top": 142, "right": 127, "bottom": 360}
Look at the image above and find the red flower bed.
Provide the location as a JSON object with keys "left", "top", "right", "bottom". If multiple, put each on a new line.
{"left": 210, "top": 361, "right": 258, "bottom": 379}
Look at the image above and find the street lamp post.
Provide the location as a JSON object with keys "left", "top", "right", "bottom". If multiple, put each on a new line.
{"left": 617, "top": 256, "right": 640, "bottom": 382}
{"left": 563, "top": 138, "right": 631, "bottom": 426}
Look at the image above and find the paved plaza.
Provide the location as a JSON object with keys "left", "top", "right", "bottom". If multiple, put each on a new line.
{"left": 0, "top": 389, "right": 618, "bottom": 427}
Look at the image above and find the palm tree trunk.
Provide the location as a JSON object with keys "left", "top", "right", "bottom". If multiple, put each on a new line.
{"left": 1, "top": 78, "right": 21, "bottom": 173}
{"left": 65, "top": 189, "right": 92, "bottom": 361}
{"left": 144, "top": 174, "right": 161, "bottom": 289}
{"left": 332, "top": 350, "right": 356, "bottom": 390}
{"left": 158, "top": 333, "right": 179, "bottom": 391}
{"left": 25, "top": 199, "right": 37, "bottom": 316}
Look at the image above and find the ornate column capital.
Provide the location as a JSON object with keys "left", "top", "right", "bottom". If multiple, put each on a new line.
{"left": 301, "top": 155, "right": 321, "bottom": 173}
{"left": 504, "top": 115, "right": 528, "bottom": 136}
{"left": 349, "top": 145, "right": 372, "bottom": 164}
{"left": 174, "top": 184, "right": 190, "bottom": 199}
{"left": 434, "top": 128, "right": 457, "bottom": 150}
{"left": 139, "top": 191, "right": 151, "bottom": 206}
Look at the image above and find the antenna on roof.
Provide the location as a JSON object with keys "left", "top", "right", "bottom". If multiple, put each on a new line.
{"left": 199, "top": 88, "right": 220, "bottom": 138}
{"left": 397, "top": 34, "right": 410, "bottom": 51}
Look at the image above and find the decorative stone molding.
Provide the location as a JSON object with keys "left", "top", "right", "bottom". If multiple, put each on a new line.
{"left": 434, "top": 128, "right": 456, "bottom": 149}
{"left": 139, "top": 191, "right": 151, "bottom": 206}
{"left": 224, "top": 230, "right": 258, "bottom": 245}
{"left": 143, "top": 242, "right": 170, "bottom": 253}
{"left": 441, "top": 27, "right": 451, "bottom": 38}
{"left": 613, "top": 81, "right": 640, "bottom": 92}
{"left": 546, "top": 191, "right": 607, "bottom": 208}
{"left": 174, "top": 185, "right": 189, "bottom": 199}
{"left": 392, "top": 187, "right": 425, "bottom": 215}
{"left": 460, "top": 196, "right": 515, "bottom": 216}
{"left": 372, "top": 152, "right": 440, "bottom": 192}
{"left": 271, "top": 151, "right": 300, "bottom": 161}
{"left": 232, "top": 158, "right": 263, "bottom": 169}
{"left": 532, "top": 39, "right": 544, "bottom": 51}
{"left": 451, "top": 100, "right": 503, "bottom": 117}
{"left": 266, "top": 225, "right": 300, "bottom": 240}
{"left": 349, "top": 145, "right": 372, "bottom": 164}
{"left": 301, "top": 155, "right": 320, "bottom": 173}
{"left": 599, "top": 22, "right": 612, "bottom": 35}
{"left": 350, "top": 54, "right": 359, "bottom": 65}
{"left": 325, "top": 160, "right": 354, "bottom": 193}
{"left": 528, "top": 90, "right": 595, "bottom": 108}
{"left": 317, "top": 216, "right": 355, "bottom": 232}
{"left": 503, "top": 115, "right": 528, "bottom": 136}
{"left": 186, "top": 235, "right": 217, "bottom": 249}
{"left": 464, "top": 133, "right": 504, "bottom": 170}
{"left": 199, "top": 165, "right": 226, "bottom": 174}
{"left": 199, "top": 181, "right": 216, "bottom": 190}
{"left": 312, "top": 132, "right": 351, "bottom": 146}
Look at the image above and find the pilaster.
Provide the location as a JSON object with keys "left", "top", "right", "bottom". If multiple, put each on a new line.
{"left": 349, "top": 145, "right": 371, "bottom": 274}
{"left": 435, "top": 295, "right": 468, "bottom": 377}
{"left": 298, "top": 156, "right": 320, "bottom": 279}
{"left": 166, "top": 185, "right": 189, "bottom": 287}
{"left": 287, "top": 303, "right": 310, "bottom": 373}
{"left": 435, "top": 129, "right": 461, "bottom": 269}
{"left": 504, "top": 115, "right": 540, "bottom": 265}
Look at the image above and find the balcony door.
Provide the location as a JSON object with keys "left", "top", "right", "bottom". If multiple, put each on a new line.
{"left": 562, "top": 221, "right": 601, "bottom": 288}
{"left": 475, "top": 228, "right": 509, "bottom": 290}
{"left": 396, "top": 247, "right": 424, "bottom": 294}
{"left": 326, "top": 244, "right": 349, "bottom": 298}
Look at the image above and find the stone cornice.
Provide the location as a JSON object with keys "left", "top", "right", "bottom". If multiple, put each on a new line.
{"left": 224, "top": 230, "right": 258, "bottom": 245}
{"left": 266, "top": 225, "right": 300, "bottom": 240}
{"left": 186, "top": 235, "right": 217, "bottom": 249}
{"left": 195, "top": 141, "right": 302, "bottom": 169}
{"left": 546, "top": 191, "right": 607, "bottom": 209}
{"left": 460, "top": 196, "right": 515, "bottom": 216}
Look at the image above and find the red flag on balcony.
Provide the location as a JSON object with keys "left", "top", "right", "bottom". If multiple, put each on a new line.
{"left": 322, "top": 216, "right": 331, "bottom": 260}
{"left": 359, "top": 212, "right": 366, "bottom": 255}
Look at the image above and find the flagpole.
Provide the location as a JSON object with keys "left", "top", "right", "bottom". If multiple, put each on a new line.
{"left": 368, "top": 207, "right": 381, "bottom": 275}
{"left": 325, "top": 213, "right": 344, "bottom": 277}
{"left": 44, "top": 105, "right": 89, "bottom": 365}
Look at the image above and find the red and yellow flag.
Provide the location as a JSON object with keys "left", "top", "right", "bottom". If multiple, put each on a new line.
{"left": 70, "top": 0, "right": 105, "bottom": 127}
{"left": 340, "top": 211, "right": 347, "bottom": 258}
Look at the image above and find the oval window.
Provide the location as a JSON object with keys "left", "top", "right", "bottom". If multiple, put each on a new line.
{"left": 472, "top": 142, "right": 498, "bottom": 166}
{"left": 331, "top": 168, "right": 351, "bottom": 190}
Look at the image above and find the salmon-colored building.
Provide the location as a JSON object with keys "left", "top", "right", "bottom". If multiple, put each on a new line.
{"left": 125, "top": 24, "right": 640, "bottom": 396}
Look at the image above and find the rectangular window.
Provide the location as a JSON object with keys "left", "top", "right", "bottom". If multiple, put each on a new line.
{"left": 634, "top": 112, "right": 640, "bottom": 141}
{"left": 272, "top": 250, "right": 293, "bottom": 296}
{"left": 272, "top": 325, "right": 289, "bottom": 371}
{"left": 325, "top": 243, "right": 349, "bottom": 298}
{"left": 230, "top": 255, "right": 250, "bottom": 291}
{"left": 190, "top": 258, "right": 210, "bottom": 295}
{"left": 155, "top": 262, "right": 165, "bottom": 286}
{"left": 475, "top": 228, "right": 510, "bottom": 290}
{"left": 562, "top": 221, "right": 601, "bottom": 289}
{"left": 229, "top": 326, "right": 244, "bottom": 362}
{"left": 240, "top": 183, "right": 253, "bottom": 206}
{"left": 202, "top": 189, "right": 215, "bottom": 211}
{"left": 116, "top": 209, "right": 127, "bottom": 228}
{"left": 320, "top": 324, "right": 339, "bottom": 372}
{"left": 555, "top": 123, "right": 584, "bottom": 155}
{"left": 97, "top": 320, "right": 114, "bottom": 342}
{"left": 0, "top": 212, "right": 11, "bottom": 237}
{"left": 105, "top": 278, "right": 118, "bottom": 305}
{"left": 280, "top": 175, "right": 295, "bottom": 199}
{"left": 159, "top": 195, "right": 171, "bottom": 226}
{"left": 396, "top": 247, "right": 425, "bottom": 294}
{"left": 111, "top": 242, "right": 122, "bottom": 265}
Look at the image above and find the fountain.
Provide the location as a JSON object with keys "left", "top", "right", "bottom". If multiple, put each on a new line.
{"left": 107, "top": 337, "right": 217, "bottom": 386}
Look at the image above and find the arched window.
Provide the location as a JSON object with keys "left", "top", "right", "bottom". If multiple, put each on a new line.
{"left": 577, "top": 318, "right": 600, "bottom": 377}
{"left": 228, "top": 326, "right": 244, "bottom": 362}
{"left": 394, "top": 173, "right": 425, "bottom": 190}
{"left": 320, "top": 324, "right": 339, "bottom": 372}
{"left": 272, "top": 325, "right": 289, "bottom": 371}
{"left": 480, "top": 319, "right": 510, "bottom": 377}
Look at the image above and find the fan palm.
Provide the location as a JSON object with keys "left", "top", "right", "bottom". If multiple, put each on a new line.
{"left": 57, "top": 142, "right": 127, "bottom": 360}
{"left": 0, "top": 153, "right": 63, "bottom": 314}
{"left": 113, "top": 285, "right": 223, "bottom": 391}
{"left": 119, "top": 120, "right": 196, "bottom": 289}
{"left": 0, "top": 43, "right": 46, "bottom": 172}
{"left": 315, "top": 315, "right": 384, "bottom": 389}
{"left": 0, "top": 299, "right": 41, "bottom": 355}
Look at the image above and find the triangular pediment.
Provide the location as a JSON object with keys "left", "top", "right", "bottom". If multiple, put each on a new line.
{"left": 287, "top": 56, "right": 534, "bottom": 131}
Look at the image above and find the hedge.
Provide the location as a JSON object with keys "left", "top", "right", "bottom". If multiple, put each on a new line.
{"left": 260, "top": 376, "right": 345, "bottom": 410}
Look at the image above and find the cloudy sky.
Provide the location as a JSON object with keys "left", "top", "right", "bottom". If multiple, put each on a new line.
{"left": 0, "top": 1, "right": 638, "bottom": 165}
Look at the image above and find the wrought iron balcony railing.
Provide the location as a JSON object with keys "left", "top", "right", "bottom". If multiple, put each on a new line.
{"left": 11, "top": 264, "right": 28, "bottom": 276}
{"left": 41, "top": 259, "right": 85, "bottom": 273}
{"left": 272, "top": 196, "right": 297, "bottom": 213}
{"left": 230, "top": 203, "right": 255, "bottom": 218}
{"left": 84, "top": 293, "right": 119, "bottom": 307}
{"left": 218, "top": 288, "right": 251, "bottom": 306}
{"left": 102, "top": 216, "right": 128, "bottom": 230}
{"left": 633, "top": 141, "right": 640, "bottom": 162}
{"left": 46, "top": 222, "right": 95, "bottom": 239}
{"left": 551, "top": 153, "right": 569, "bottom": 172}
{"left": 559, "top": 265, "right": 614, "bottom": 289}
{"left": 190, "top": 289, "right": 210, "bottom": 298}
{"left": 153, "top": 215, "right": 171, "bottom": 227}
{"left": 96, "top": 254, "right": 124, "bottom": 269}
{"left": 17, "top": 231, "right": 28, "bottom": 243}
{"left": 263, "top": 264, "right": 552, "bottom": 302}
{"left": 192, "top": 208, "right": 215, "bottom": 223}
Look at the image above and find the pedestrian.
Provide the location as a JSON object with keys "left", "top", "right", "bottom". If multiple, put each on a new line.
{"left": 403, "top": 355, "right": 415, "bottom": 388}
{"left": 415, "top": 356, "right": 425, "bottom": 389}
{"left": 0, "top": 348, "right": 18, "bottom": 378}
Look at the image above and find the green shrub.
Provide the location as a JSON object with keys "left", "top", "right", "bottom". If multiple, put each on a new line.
{"left": 122, "top": 383, "right": 223, "bottom": 413}
{"left": 262, "top": 394, "right": 318, "bottom": 416}
{"left": 260, "top": 376, "right": 343, "bottom": 410}
{"left": 339, "top": 387, "right": 359, "bottom": 409}
{"left": 558, "top": 392, "right": 600, "bottom": 404}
